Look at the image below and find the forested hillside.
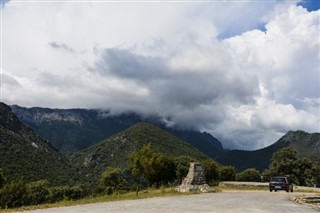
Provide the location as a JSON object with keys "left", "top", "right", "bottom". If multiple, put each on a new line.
{"left": 0, "top": 103, "right": 75, "bottom": 186}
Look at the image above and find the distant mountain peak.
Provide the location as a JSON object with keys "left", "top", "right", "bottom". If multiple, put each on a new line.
{"left": 10, "top": 105, "right": 224, "bottom": 157}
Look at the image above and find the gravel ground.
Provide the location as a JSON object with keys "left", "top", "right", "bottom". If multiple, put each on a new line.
{"left": 14, "top": 191, "right": 319, "bottom": 213}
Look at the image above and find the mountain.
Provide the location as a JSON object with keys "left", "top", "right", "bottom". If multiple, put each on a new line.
{"left": 70, "top": 122, "right": 210, "bottom": 184}
{"left": 0, "top": 102, "right": 74, "bottom": 186}
{"left": 215, "top": 130, "right": 320, "bottom": 172}
{"left": 10, "top": 105, "right": 223, "bottom": 157}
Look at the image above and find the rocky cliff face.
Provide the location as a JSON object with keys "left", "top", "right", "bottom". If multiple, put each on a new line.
{"left": 11, "top": 105, "right": 85, "bottom": 126}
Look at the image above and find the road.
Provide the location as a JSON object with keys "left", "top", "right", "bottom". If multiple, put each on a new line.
{"left": 15, "top": 191, "right": 319, "bottom": 213}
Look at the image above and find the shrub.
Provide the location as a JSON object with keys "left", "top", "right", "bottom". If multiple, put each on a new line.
{"left": 236, "top": 168, "right": 261, "bottom": 182}
{"left": 48, "top": 185, "right": 84, "bottom": 203}
{"left": 96, "top": 167, "right": 127, "bottom": 195}
{"left": 202, "top": 159, "right": 220, "bottom": 185}
{"left": 0, "top": 169, "right": 6, "bottom": 189}
{"left": 219, "top": 166, "right": 236, "bottom": 181}
{"left": 0, "top": 179, "right": 31, "bottom": 209}
{"left": 28, "top": 180, "right": 50, "bottom": 205}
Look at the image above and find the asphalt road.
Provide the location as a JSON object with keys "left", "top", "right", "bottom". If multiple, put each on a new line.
{"left": 15, "top": 191, "right": 319, "bottom": 213}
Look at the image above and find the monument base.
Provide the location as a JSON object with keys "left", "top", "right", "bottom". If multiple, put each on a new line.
{"left": 175, "top": 183, "right": 212, "bottom": 193}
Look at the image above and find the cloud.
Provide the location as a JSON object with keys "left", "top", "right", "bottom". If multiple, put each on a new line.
{"left": 1, "top": 1, "right": 319, "bottom": 150}
{"left": 49, "top": 42, "right": 76, "bottom": 54}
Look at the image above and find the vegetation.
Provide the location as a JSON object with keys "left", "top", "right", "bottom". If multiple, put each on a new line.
{"left": 216, "top": 130, "right": 320, "bottom": 172}
{"left": 219, "top": 166, "right": 236, "bottom": 181}
{"left": 262, "top": 147, "right": 320, "bottom": 186}
{"left": 11, "top": 105, "right": 223, "bottom": 157}
{"left": 0, "top": 177, "right": 85, "bottom": 209}
{"left": 0, "top": 103, "right": 75, "bottom": 186}
{"left": 0, "top": 169, "right": 6, "bottom": 188}
{"left": 94, "top": 167, "right": 128, "bottom": 195}
{"left": 1, "top": 102, "right": 320, "bottom": 210}
{"left": 202, "top": 159, "right": 220, "bottom": 185}
{"left": 129, "top": 144, "right": 176, "bottom": 190}
{"left": 70, "top": 123, "right": 209, "bottom": 186}
{"left": 236, "top": 168, "right": 261, "bottom": 182}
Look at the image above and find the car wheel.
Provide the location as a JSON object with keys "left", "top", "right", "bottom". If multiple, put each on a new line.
{"left": 286, "top": 190, "right": 289, "bottom": 192}
{"left": 270, "top": 189, "right": 272, "bottom": 192}
{"left": 275, "top": 190, "right": 277, "bottom": 192}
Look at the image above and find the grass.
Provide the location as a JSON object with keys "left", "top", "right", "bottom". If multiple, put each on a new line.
{"left": 1, "top": 187, "right": 205, "bottom": 212}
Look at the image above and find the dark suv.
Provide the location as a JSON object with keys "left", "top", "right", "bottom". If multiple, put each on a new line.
{"left": 269, "top": 176, "right": 293, "bottom": 192}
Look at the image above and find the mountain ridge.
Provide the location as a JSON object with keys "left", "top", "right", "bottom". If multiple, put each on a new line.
{"left": 8, "top": 104, "right": 320, "bottom": 174}
{"left": 70, "top": 122, "right": 210, "bottom": 185}
{"left": 11, "top": 105, "right": 224, "bottom": 157}
{"left": 215, "top": 130, "right": 320, "bottom": 172}
{"left": 0, "top": 102, "right": 75, "bottom": 185}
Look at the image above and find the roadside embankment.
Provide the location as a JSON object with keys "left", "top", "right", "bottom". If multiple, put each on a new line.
{"left": 219, "top": 181, "right": 320, "bottom": 192}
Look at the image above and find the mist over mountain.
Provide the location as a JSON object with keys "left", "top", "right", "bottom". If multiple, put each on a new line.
{"left": 1, "top": 101, "right": 319, "bottom": 185}
{"left": 11, "top": 105, "right": 223, "bottom": 157}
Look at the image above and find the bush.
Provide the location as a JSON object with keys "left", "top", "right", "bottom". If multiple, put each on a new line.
{"left": 28, "top": 180, "right": 50, "bottom": 205}
{"left": 95, "top": 167, "right": 127, "bottom": 195}
{"left": 236, "top": 168, "right": 261, "bottom": 182}
{"left": 219, "top": 166, "right": 236, "bottom": 181}
{"left": 0, "top": 179, "right": 31, "bottom": 209}
{"left": 48, "top": 185, "right": 84, "bottom": 203}
{"left": 0, "top": 169, "right": 6, "bottom": 189}
{"left": 202, "top": 159, "right": 220, "bottom": 185}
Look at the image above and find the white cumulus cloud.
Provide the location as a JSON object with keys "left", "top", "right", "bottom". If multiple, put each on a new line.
{"left": 1, "top": 1, "right": 319, "bottom": 149}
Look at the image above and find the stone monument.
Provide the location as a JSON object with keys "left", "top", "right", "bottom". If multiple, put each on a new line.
{"left": 175, "top": 162, "right": 211, "bottom": 193}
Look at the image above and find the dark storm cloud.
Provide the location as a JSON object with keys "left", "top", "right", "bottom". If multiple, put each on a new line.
{"left": 94, "top": 47, "right": 259, "bottom": 120}
{"left": 95, "top": 49, "right": 169, "bottom": 81}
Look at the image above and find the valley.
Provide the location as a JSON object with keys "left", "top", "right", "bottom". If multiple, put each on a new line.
{"left": 0, "top": 102, "right": 319, "bottom": 209}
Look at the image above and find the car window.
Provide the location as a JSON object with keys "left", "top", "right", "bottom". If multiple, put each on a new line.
{"left": 271, "top": 177, "right": 286, "bottom": 182}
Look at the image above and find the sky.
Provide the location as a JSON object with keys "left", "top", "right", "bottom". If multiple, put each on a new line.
{"left": 0, "top": 0, "right": 319, "bottom": 150}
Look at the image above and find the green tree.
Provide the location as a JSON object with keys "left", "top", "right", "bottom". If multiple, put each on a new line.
{"left": 28, "top": 180, "right": 50, "bottom": 205}
{"left": 0, "top": 169, "right": 6, "bottom": 189}
{"left": 263, "top": 147, "right": 319, "bottom": 186}
{"left": 0, "top": 178, "right": 31, "bottom": 209}
{"left": 236, "top": 168, "right": 261, "bottom": 182}
{"left": 219, "top": 166, "right": 236, "bottom": 181}
{"left": 129, "top": 144, "right": 169, "bottom": 193}
{"left": 202, "top": 159, "right": 220, "bottom": 185}
{"left": 293, "top": 158, "right": 318, "bottom": 186}
{"left": 99, "top": 167, "right": 127, "bottom": 195}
